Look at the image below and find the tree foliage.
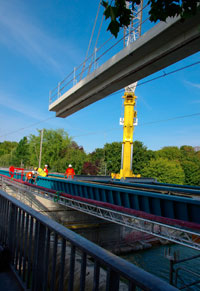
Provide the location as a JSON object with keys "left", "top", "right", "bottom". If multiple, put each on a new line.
{"left": 132, "top": 141, "right": 155, "bottom": 174}
{"left": 11, "top": 137, "right": 30, "bottom": 167}
{"left": 1, "top": 128, "right": 200, "bottom": 186}
{"left": 141, "top": 157, "right": 185, "bottom": 184}
{"left": 0, "top": 141, "right": 17, "bottom": 167}
{"left": 102, "top": 0, "right": 199, "bottom": 37}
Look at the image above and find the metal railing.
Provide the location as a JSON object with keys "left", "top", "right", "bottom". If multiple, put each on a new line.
{"left": 49, "top": 5, "right": 151, "bottom": 105}
{"left": 0, "top": 189, "right": 178, "bottom": 291}
{"left": 165, "top": 248, "right": 200, "bottom": 289}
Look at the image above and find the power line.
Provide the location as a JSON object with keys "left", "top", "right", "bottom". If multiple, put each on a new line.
{"left": 0, "top": 60, "right": 200, "bottom": 140}
{"left": 0, "top": 116, "right": 55, "bottom": 139}
{"left": 72, "top": 112, "right": 200, "bottom": 138}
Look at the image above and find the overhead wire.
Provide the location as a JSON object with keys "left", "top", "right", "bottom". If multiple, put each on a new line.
{"left": 72, "top": 112, "right": 200, "bottom": 139}
{"left": 0, "top": 60, "right": 200, "bottom": 140}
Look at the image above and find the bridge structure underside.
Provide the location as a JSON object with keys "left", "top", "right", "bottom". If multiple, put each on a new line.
{"left": 0, "top": 170, "right": 200, "bottom": 251}
{"left": 49, "top": 12, "right": 200, "bottom": 117}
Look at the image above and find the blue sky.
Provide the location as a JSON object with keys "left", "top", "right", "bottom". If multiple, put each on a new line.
{"left": 0, "top": 0, "right": 199, "bottom": 153}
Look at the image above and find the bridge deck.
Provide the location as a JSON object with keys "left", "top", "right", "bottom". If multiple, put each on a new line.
{"left": 49, "top": 12, "right": 200, "bottom": 117}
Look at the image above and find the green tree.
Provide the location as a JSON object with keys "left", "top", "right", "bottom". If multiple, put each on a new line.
{"left": 132, "top": 141, "right": 155, "bottom": 174}
{"left": 0, "top": 141, "right": 18, "bottom": 167}
{"left": 156, "top": 146, "right": 181, "bottom": 161}
{"left": 0, "top": 141, "right": 18, "bottom": 157}
{"left": 104, "top": 142, "right": 122, "bottom": 174}
{"left": 90, "top": 147, "right": 106, "bottom": 175}
{"left": 29, "top": 129, "right": 72, "bottom": 169}
{"left": 102, "top": 0, "right": 199, "bottom": 37}
{"left": 181, "top": 160, "right": 200, "bottom": 186}
{"left": 11, "top": 137, "right": 30, "bottom": 167}
{"left": 141, "top": 157, "right": 185, "bottom": 184}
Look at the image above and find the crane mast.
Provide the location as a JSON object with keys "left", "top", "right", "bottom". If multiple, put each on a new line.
{"left": 112, "top": 1, "right": 143, "bottom": 180}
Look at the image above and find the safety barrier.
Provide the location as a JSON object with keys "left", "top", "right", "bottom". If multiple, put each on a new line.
{"left": 0, "top": 189, "right": 178, "bottom": 291}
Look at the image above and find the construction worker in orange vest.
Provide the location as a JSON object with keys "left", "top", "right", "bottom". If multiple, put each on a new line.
{"left": 64, "top": 164, "right": 75, "bottom": 180}
{"left": 26, "top": 171, "right": 37, "bottom": 184}
{"left": 43, "top": 164, "right": 48, "bottom": 176}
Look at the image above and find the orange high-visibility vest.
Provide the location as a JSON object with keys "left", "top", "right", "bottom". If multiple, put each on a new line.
{"left": 26, "top": 172, "right": 33, "bottom": 180}
{"left": 65, "top": 168, "right": 75, "bottom": 178}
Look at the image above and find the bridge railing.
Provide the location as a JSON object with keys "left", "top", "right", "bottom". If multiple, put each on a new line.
{"left": 0, "top": 189, "right": 178, "bottom": 291}
{"left": 49, "top": 5, "right": 151, "bottom": 105}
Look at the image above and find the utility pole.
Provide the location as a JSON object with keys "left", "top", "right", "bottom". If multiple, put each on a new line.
{"left": 38, "top": 129, "right": 44, "bottom": 168}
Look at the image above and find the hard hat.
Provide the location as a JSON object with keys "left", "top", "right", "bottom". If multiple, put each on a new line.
{"left": 45, "top": 164, "right": 48, "bottom": 167}
{"left": 68, "top": 164, "right": 72, "bottom": 167}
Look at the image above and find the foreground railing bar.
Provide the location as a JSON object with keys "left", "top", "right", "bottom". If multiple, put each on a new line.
{"left": 32, "top": 220, "right": 39, "bottom": 291}
{"left": 8, "top": 203, "right": 16, "bottom": 266}
{"left": 106, "top": 268, "right": 120, "bottom": 291}
{"left": 15, "top": 208, "right": 21, "bottom": 270}
{"left": 43, "top": 228, "right": 51, "bottom": 291}
{"left": 93, "top": 260, "right": 100, "bottom": 291}
{"left": 27, "top": 216, "right": 33, "bottom": 289}
{"left": 0, "top": 197, "right": 2, "bottom": 239}
{"left": 36, "top": 223, "right": 46, "bottom": 290}
{"left": 50, "top": 232, "right": 58, "bottom": 291}
{"left": 1, "top": 198, "right": 6, "bottom": 242}
{"left": 58, "top": 238, "right": 66, "bottom": 291}
{"left": 22, "top": 213, "right": 29, "bottom": 282}
{"left": 68, "top": 245, "right": 76, "bottom": 291}
{"left": 128, "top": 280, "right": 137, "bottom": 291}
{"left": 18, "top": 210, "right": 25, "bottom": 277}
{"left": 5, "top": 199, "right": 10, "bottom": 244}
{"left": 1, "top": 198, "right": 6, "bottom": 243}
{"left": 80, "top": 251, "right": 87, "bottom": 291}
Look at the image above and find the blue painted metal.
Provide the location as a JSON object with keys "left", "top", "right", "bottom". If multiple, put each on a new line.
{"left": 34, "top": 176, "right": 200, "bottom": 224}
{"left": 0, "top": 169, "right": 26, "bottom": 181}
{"left": 96, "top": 180, "right": 200, "bottom": 196}
{"left": 1, "top": 169, "right": 200, "bottom": 224}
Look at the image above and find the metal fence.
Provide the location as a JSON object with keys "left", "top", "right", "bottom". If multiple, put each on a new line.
{"left": 0, "top": 189, "right": 178, "bottom": 291}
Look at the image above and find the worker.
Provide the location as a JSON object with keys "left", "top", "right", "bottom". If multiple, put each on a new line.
{"left": 44, "top": 164, "right": 48, "bottom": 176}
{"left": 26, "top": 171, "right": 37, "bottom": 184}
{"left": 34, "top": 167, "right": 47, "bottom": 177}
{"left": 9, "top": 166, "right": 15, "bottom": 178}
{"left": 64, "top": 164, "right": 75, "bottom": 180}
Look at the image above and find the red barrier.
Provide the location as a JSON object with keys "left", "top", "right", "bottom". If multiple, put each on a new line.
{"left": 9, "top": 166, "right": 24, "bottom": 180}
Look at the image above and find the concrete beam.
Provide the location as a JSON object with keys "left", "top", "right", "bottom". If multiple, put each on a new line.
{"left": 49, "top": 12, "right": 200, "bottom": 118}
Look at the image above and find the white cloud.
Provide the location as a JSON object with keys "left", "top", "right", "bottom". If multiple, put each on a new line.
{"left": 185, "top": 81, "right": 200, "bottom": 89}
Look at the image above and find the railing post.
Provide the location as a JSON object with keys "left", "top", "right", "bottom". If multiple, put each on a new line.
{"left": 73, "top": 67, "right": 77, "bottom": 86}
{"left": 34, "top": 222, "right": 46, "bottom": 291}
{"left": 8, "top": 203, "right": 16, "bottom": 261}
{"left": 58, "top": 82, "right": 61, "bottom": 97}
{"left": 94, "top": 47, "right": 98, "bottom": 70}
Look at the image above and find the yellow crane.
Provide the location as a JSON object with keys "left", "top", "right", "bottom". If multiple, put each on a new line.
{"left": 112, "top": 1, "right": 143, "bottom": 180}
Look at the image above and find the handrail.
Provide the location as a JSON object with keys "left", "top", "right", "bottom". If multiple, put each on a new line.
{"left": 0, "top": 189, "right": 178, "bottom": 290}
{"left": 49, "top": 5, "right": 151, "bottom": 105}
